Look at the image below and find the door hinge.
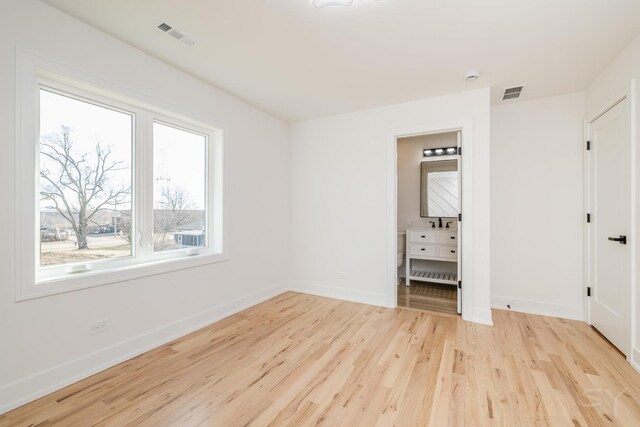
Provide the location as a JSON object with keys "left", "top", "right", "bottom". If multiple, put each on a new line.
{"left": 587, "top": 286, "right": 591, "bottom": 297}
{"left": 458, "top": 213, "right": 462, "bottom": 222}
{"left": 457, "top": 147, "right": 462, "bottom": 156}
{"left": 586, "top": 140, "right": 591, "bottom": 150}
{"left": 458, "top": 280, "right": 462, "bottom": 290}
{"left": 587, "top": 213, "right": 591, "bottom": 223}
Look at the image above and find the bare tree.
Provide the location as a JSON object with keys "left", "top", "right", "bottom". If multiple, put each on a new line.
{"left": 119, "top": 210, "right": 133, "bottom": 243}
{"left": 154, "top": 186, "right": 196, "bottom": 250}
{"left": 40, "top": 126, "right": 131, "bottom": 250}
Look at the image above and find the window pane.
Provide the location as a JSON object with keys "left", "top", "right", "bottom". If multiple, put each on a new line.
{"left": 153, "top": 122, "right": 207, "bottom": 252}
{"left": 39, "top": 89, "right": 133, "bottom": 267}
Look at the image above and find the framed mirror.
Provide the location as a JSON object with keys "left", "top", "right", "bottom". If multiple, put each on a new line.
{"left": 420, "top": 159, "right": 459, "bottom": 217}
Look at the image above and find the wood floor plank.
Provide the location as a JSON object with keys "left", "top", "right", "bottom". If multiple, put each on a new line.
{"left": 2, "top": 291, "right": 640, "bottom": 426}
{"left": 397, "top": 282, "right": 458, "bottom": 315}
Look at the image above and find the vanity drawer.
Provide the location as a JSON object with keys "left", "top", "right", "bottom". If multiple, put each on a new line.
{"left": 409, "top": 244, "right": 437, "bottom": 257}
{"left": 438, "top": 245, "right": 458, "bottom": 259}
{"left": 409, "top": 230, "right": 437, "bottom": 243}
{"left": 437, "top": 231, "right": 458, "bottom": 244}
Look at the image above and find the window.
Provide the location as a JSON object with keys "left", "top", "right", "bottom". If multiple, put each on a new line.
{"left": 39, "top": 89, "right": 134, "bottom": 267}
{"left": 16, "top": 52, "right": 224, "bottom": 300}
{"left": 153, "top": 122, "right": 207, "bottom": 252}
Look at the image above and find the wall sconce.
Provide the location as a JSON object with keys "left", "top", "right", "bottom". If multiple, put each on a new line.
{"left": 424, "top": 147, "right": 458, "bottom": 157}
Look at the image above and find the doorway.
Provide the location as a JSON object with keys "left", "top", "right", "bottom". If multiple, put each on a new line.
{"left": 587, "top": 98, "right": 631, "bottom": 355}
{"left": 395, "top": 131, "right": 461, "bottom": 315}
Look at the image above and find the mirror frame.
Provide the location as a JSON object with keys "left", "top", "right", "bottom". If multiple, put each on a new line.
{"left": 420, "top": 159, "right": 458, "bottom": 218}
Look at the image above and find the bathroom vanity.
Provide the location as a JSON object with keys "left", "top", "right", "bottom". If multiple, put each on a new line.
{"left": 405, "top": 227, "right": 458, "bottom": 286}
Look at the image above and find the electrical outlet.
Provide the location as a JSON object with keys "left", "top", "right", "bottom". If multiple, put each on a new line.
{"left": 89, "top": 319, "right": 110, "bottom": 335}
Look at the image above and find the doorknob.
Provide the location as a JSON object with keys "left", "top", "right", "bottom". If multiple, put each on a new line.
{"left": 608, "top": 235, "right": 627, "bottom": 245}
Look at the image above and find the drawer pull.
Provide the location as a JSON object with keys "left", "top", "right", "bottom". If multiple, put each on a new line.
{"left": 450, "top": 236, "right": 455, "bottom": 239}
{"left": 421, "top": 248, "right": 425, "bottom": 251}
{"left": 421, "top": 235, "right": 425, "bottom": 238}
{"left": 450, "top": 250, "right": 455, "bottom": 253}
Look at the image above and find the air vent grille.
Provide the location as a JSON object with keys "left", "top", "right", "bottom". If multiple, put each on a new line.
{"left": 156, "top": 22, "right": 196, "bottom": 47}
{"left": 502, "top": 85, "right": 524, "bottom": 101}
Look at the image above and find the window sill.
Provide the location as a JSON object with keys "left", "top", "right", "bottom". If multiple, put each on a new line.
{"left": 17, "top": 252, "right": 228, "bottom": 301}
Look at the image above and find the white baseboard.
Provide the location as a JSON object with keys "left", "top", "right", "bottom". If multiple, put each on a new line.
{"left": 631, "top": 348, "right": 640, "bottom": 374}
{"left": 0, "top": 282, "right": 288, "bottom": 416}
{"left": 491, "top": 295, "right": 583, "bottom": 320}
{"left": 288, "top": 280, "right": 391, "bottom": 308}
{"left": 471, "top": 308, "right": 494, "bottom": 326}
{"left": 290, "top": 281, "right": 495, "bottom": 326}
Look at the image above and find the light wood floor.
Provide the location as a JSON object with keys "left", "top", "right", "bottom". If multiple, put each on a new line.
{"left": 3, "top": 292, "right": 640, "bottom": 426}
{"left": 397, "top": 281, "right": 458, "bottom": 314}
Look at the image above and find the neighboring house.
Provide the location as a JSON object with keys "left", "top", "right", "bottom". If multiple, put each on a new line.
{"left": 173, "top": 230, "right": 205, "bottom": 247}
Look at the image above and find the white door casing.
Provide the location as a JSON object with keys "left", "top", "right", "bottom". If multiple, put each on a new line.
{"left": 388, "top": 119, "right": 477, "bottom": 323}
{"left": 456, "top": 131, "right": 462, "bottom": 314}
{"left": 588, "top": 99, "right": 631, "bottom": 355}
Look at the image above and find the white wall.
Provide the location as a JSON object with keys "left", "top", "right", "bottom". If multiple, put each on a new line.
{"left": 397, "top": 132, "right": 458, "bottom": 231}
{"left": 0, "top": 0, "right": 290, "bottom": 413}
{"left": 586, "top": 34, "right": 640, "bottom": 121}
{"left": 490, "top": 93, "right": 586, "bottom": 319}
{"left": 290, "top": 88, "right": 492, "bottom": 324}
{"left": 586, "top": 33, "right": 640, "bottom": 369}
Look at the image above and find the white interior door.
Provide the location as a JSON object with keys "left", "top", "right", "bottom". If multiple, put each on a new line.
{"left": 456, "top": 131, "right": 462, "bottom": 315}
{"left": 589, "top": 99, "right": 630, "bottom": 355}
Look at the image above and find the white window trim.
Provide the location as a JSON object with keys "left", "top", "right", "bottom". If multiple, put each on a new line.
{"left": 15, "top": 49, "right": 227, "bottom": 301}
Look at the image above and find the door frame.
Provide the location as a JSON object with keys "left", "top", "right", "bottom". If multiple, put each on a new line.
{"left": 585, "top": 82, "right": 636, "bottom": 360}
{"left": 387, "top": 119, "right": 473, "bottom": 321}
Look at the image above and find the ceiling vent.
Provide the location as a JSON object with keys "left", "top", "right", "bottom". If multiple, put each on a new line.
{"left": 157, "top": 22, "right": 196, "bottom": 47}
{"left": 502, "top": 85, "right": 524, "bottom": 101}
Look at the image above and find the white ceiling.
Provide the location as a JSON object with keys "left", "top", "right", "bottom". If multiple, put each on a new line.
{"left": 41, "top": 0, "right": 640, "bottom": 122}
